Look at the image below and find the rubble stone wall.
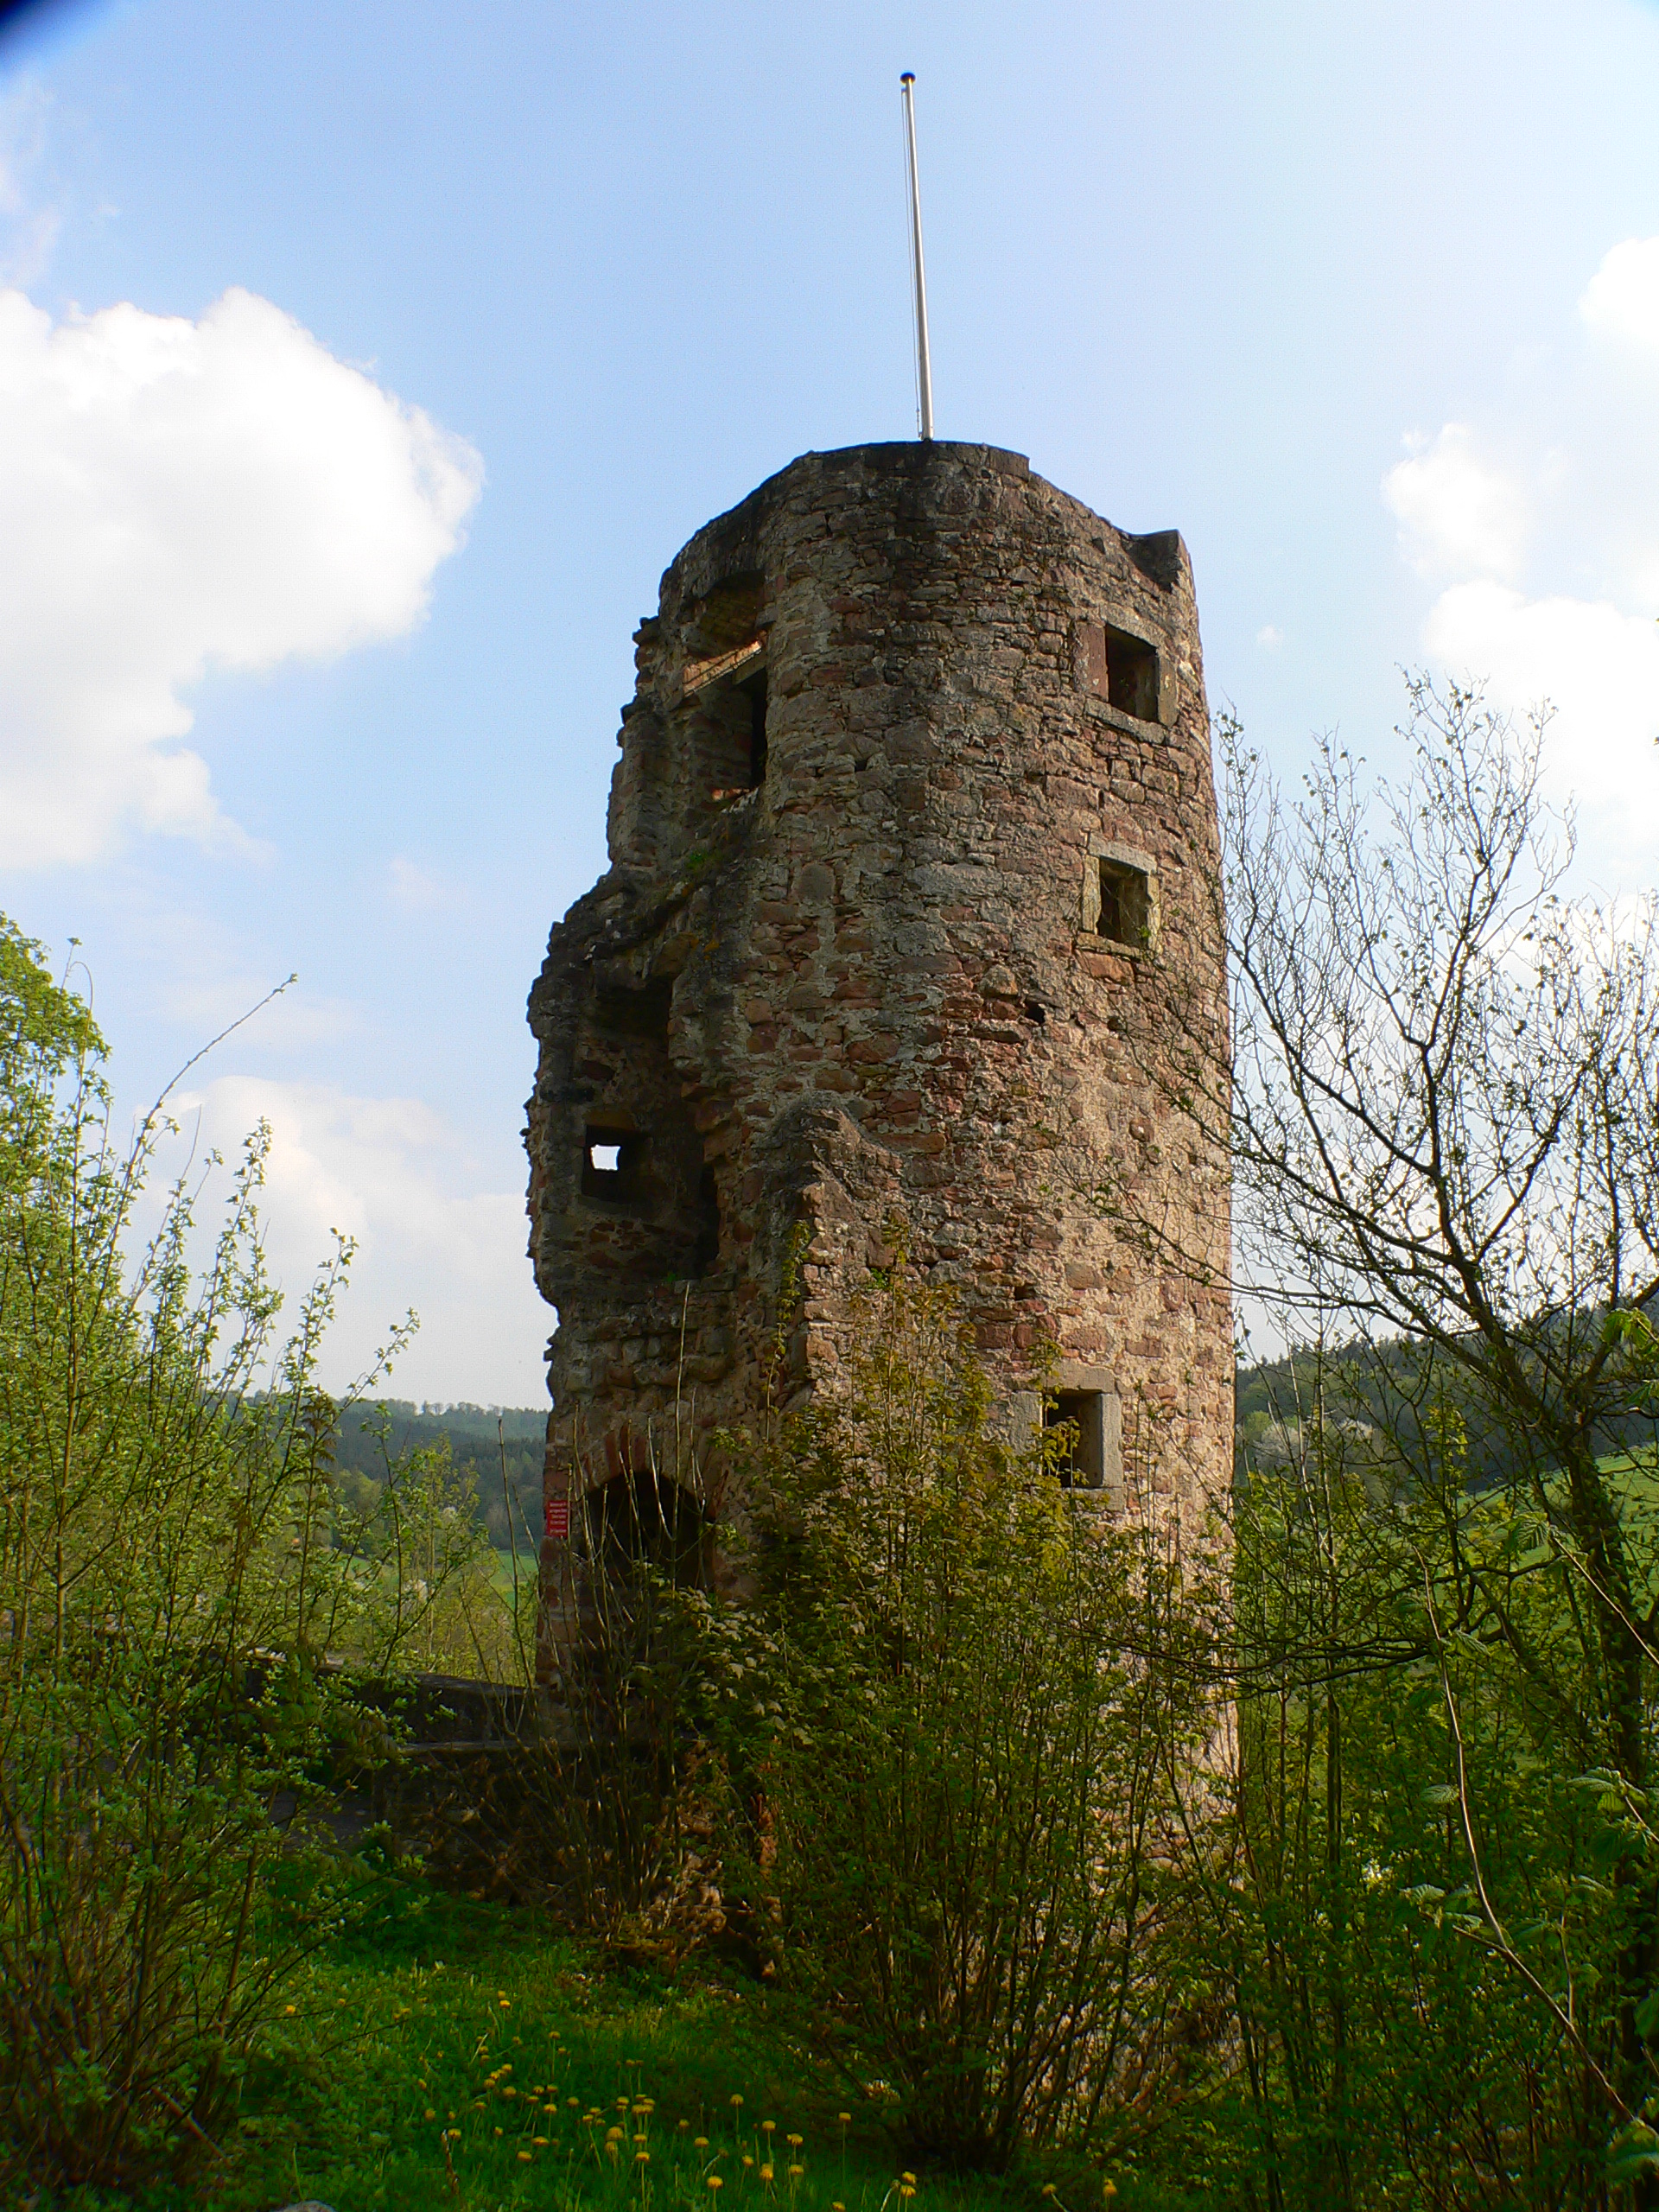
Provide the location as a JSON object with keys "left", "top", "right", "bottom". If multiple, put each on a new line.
{"left": 524, "top": 440, "right": 1230, "bottom": 1602}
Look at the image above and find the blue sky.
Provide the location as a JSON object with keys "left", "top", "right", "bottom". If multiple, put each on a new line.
{"left": 2, "top": 0, "right": 1657, "bottom": 1404}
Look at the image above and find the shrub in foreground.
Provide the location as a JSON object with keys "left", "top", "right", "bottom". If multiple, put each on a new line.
{"left": 708, "top": 1260, "right": 1217, "bottom": 2171}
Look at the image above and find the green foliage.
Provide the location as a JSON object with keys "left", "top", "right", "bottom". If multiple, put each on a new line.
{"left": 708, "top": 1257, "right": 1216, "bottom": 2171}
{"left": 1161, "top": 1369, "right": 1659, "bottom": 2209}
{"left": 0, "top": 914, "right": 511, "bottom": 2192}
{"left": 324, "top": 1412, "right": 534, "bottom": 1681}
{"left": 330, "top": 1397, "right": 545, "bottom": 1556}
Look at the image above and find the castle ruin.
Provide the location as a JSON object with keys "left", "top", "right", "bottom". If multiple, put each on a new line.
{"left": 524, "top": 440, "right": 1230, "bottom": 1599}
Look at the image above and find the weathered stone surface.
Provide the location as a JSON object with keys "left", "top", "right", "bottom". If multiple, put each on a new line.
{"left": 524, "top": 441, "right": 1230, "bottom": 1596}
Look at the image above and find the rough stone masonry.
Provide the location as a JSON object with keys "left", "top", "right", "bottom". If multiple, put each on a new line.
{"left": 524, "top": 440, "right": 1230, "bottom": 1618}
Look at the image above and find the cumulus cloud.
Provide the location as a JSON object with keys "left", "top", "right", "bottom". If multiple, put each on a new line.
{"left": 1383, "top": 423, "right": 1529, "bottom": 582}
{"left": 1421, "top": 583, "right": 1659, "bottom": 829}
{"left": 162, "top": 1075, "right": 550, "bottom": 1407}
{"left": 0, "top": 285, "right": 482, "bottom": 868}
{"left": 1382, "top": 238, "right": 1659, "bottom": 883}
{"left": 1579, "top": 237, "right": 1659, "bottom": 357}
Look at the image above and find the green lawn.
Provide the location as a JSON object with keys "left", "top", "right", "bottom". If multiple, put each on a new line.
{"left": 73, "top": 1880, "right": 1141, "bottom": 2212}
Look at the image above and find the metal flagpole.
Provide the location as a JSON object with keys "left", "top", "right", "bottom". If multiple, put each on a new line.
{"left": 899, "top": 72, "right": 934, "bottom": 442}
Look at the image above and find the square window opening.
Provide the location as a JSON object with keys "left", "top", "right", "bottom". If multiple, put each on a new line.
{"left": 1096, "top": 859, "right": 1152, "bottom": 950}
{"left": 1046, "top": 1390, "right": 1108, "bottom": 1490}
{"left": 582, "top": 1127, "right": 647, "bottom": 1203}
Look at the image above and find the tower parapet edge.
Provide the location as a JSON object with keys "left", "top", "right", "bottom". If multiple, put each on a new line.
{"left": 525, "top": 439, "right": 1230, "bottom": 1607}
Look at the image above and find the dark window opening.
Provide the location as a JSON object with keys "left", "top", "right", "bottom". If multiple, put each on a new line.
{"left": 1096, "top": 859, "right": 1151, "bottom": 950}
{"left": 1046, "top": 1390, "right": 1107, "bottom": 1490}
{"left": 691, "top": 1164, "right": 721, "bottom": 1276}
{"left": 582, "top": 1126, "right": 647, "bottom": 1203}
{"left": 1081, "top": 620, "right": 1161, "bottom": 719}
{"left": 741, "top": 669, "right": 768, "bottom": 789}
{"left": 1104, "top": 626, "right": 1160, "bottom": 720}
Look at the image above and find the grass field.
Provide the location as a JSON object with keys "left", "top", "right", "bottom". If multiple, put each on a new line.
{"left": 64, "top": 1877, "right": 1143, "bottom": 2212}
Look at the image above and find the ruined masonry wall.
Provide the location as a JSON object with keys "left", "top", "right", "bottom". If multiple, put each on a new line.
{"left": 524, "top": 440, "right": 1230, "bottom": 1555}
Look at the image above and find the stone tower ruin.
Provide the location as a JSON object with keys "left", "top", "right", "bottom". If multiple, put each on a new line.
{"left": 524, "top": 440, "right": 1230, "bottom": 1588}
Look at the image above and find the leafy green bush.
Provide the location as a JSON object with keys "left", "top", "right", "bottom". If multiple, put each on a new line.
{"left": 709, "top": 1256, "right": 1215, "bottom": 2171}
{"left": 0, "top": 915, "right": 505, "bottom": 2191}
{"left": 1155, "top": 1372, "right": 1659, "bottom": 2210}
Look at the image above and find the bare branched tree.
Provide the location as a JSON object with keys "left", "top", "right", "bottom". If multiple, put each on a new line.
{"left": 1126, "top": 676, "right": 1659, "bottom": 2135}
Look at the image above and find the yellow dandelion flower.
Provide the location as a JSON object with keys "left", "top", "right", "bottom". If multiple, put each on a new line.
{"left": 788, "top": 2164, "right": 804, "bottom": 2178}
{"left": 762, "top": 2120, "right": 777, "bottom": 2136}
{"left": 535, "top": 2136, "right": 550, "bottom": 2147}
{"left": 283, "top": 2005, "right": 296, "bottom": 2016}
{"left": 838, "top": 2114, "right": 851, "bottom": 2126}
{"left": 760, "top": 2164, "right": 775, "bottom": 2183}
{"left": 731, "top": 2094, "right": 745, "bottom": 2108}
{"left": 607, "top": 2126, "right": 626, "bottom": 2143}
{"left": 493, "top": 2125, "right": 504, "bottom": 2137}
{"left": 499, "top": 1997, "right": 512, "bottom": 2009}
{"left": 902, "top": 2174, "right": 918, "bottom": 2186}
{"left": 637, "top": 2151, "right": 651, "bottom": 2165}
{"left": 787, "top": 2134, "right": 804, "bottom": 2148}
{"left": 518, "top": 2149, "right": 533, "bottom": 2162}
{"left": 743, "top": 2156, "right": 755, "bottom": 2170}
{"left": 709, "top": 2178, "right": 723, "bottom": 2194}
{"left": 694, "top": 2136, "right": 710, "bottom": 2151}
{"left": 424, "top": 2107, "right": 437, "bottom": 2120}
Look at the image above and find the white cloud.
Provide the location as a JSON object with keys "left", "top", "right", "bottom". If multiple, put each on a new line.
{"left": 162, "top": 1075, "right": 550, "bottom": 1407}
{"left": 1255, "top": 624, "right": 1283, "bottom": 648}
{"left": 1579, "top": 236, "right": 1659, "bottom": 357}
{"left": 0, "top": 285, "right": 483, "bottom": 868}
{"left": 1382, "top": 423, "right": 1529, "bottom": 582}
{"left": 1384, "top": 238, "right": 1659, "bottom": 881}
{"left": 1422, "top": 582, "right": 1659, "bottom": 830}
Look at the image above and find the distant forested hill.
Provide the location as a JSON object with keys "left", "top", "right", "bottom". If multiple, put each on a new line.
{"left": 1236, "top": 1341, "right": 1657, "bottom": 1489}
{"left": 331, "top": 1400, "right": 544, "bottom": 1552}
